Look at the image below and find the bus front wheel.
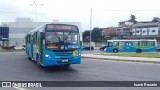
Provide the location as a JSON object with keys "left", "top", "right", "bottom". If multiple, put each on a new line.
{"left": 113, "top": 49, "right": 118, "bottom": 53}
{"left": 136, "top": 49, "right": 142, "bottom": 53}
{"left": 36, "top": 55, "right": 43, "bottom": 68}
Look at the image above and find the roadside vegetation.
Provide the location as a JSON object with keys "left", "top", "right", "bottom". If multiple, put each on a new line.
{"left": 100, "top": 53, "right": 160, "bottom": 58}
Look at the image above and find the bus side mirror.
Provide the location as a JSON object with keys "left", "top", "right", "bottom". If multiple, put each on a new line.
{"left": 40, "top": 32, "right": 44, "bottom": 39}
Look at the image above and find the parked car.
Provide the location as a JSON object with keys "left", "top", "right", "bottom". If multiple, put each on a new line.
{"left": 83, "top": 46, "right": 94, "bottom": 50}
{"left": 99, "top": 46, "right": 106, "bottom": 51}
{"left": 15, "top": 45, "right": 25, "bottom": 50}
{"left": 157, "top": 47, "right": 160, "bottom": 52}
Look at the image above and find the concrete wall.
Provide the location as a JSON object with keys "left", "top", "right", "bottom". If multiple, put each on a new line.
{"left": 83, "top": 42, "right": 106, "bottom": 47}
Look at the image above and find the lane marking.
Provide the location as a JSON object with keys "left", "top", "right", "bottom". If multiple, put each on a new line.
{"left": 13, "top": 87, "right": 27, "bottom": 90}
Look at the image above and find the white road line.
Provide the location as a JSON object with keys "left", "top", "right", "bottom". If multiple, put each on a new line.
{"left": 13, "top": 87, "right": 27, "bottom": 90}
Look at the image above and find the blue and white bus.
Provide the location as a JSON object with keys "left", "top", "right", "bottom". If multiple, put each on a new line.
{"left": 105, "top": 39, "right": 157, "bottom": 53}
{"left": 25, "top": 23, "right": 83, "bottom": 67}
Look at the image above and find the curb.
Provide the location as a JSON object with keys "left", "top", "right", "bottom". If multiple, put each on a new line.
{"left": 82, "top": 56, "right": 160, "bottom": 64}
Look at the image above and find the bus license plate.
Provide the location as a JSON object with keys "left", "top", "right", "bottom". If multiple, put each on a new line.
{"left": 62, "top": 59, "right": 68, "bottom": 62}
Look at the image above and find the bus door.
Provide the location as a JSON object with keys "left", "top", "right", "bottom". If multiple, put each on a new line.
{"left": 125, "top": 42, "right": 133, "bottom": 52}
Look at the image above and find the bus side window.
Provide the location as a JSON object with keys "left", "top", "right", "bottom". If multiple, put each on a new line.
{"left": 31, "top": 35, "right": 33, "bottom": 43}
{"left": 133, "top": 41, "right": 138, "bottom": 46}
{"left": 33, "top": 32, "right": 38, "bottom": 44}
{"left": 125, "top": 42, "right": 133, "bottom": 46}
{"left": 119, "top": 41, "right": 125, "bottom": 46}
{"left": 140, "top": 41, "right": 147, "bottom": 46}
{"left": 147, "top": 41, "right": 155, "bottom": 46}
{"left": 113, "top": 41, "right": 118, "bottom": 46}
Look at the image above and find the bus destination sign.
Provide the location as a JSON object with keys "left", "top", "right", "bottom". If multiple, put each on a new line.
{"left": 46, "top": 24, "right": 78, "bottom": 31}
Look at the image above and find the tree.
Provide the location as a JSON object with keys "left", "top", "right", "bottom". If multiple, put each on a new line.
{"left": 82, "top": 30, "right": 90, "bottom": 42}
{"left": 152, "top": 17, "right": 159, "bottom": 22}
{"left": 128, "top": 14, "right": 137, "bottom": 24}
{"left": 109, "top": 32, "right": 117, "bottom": 37}
{"left": 83, "top": 27, "right": 108, "bottom": 42}
{"left": 91, "top": 27, "right": 103, "bottom": 42}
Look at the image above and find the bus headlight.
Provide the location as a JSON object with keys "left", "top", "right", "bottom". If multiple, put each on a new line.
{"left": 45, "top": 54, "right": 50, "bottom": 58}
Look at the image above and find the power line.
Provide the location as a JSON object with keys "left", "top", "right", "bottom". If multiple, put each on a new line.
{"left": 1, "top": 9, "right": 160, "bottom": 14}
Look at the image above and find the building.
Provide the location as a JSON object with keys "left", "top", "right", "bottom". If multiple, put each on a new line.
{"left": 123, "top": 21, "right": 160, "bottom": 44}
{"left": 102, "top": 27, "right": 116, "bottom": 37}
{"left": 1, "top": 18, "right": 50, "bottom": 46}
{"left": 123, "top": 22, "right": 160, "bottom": 38}
{"left": 132, "top": 22, "right": 159, "bottom": 36}
{"left": 115, "top": 21, "right": 133, "bottom": 38}
{"left": 0, "top": 26, "right": 9, "bottom": 46}
{"left": 118, "top": 21, "right": 133, "bottom": 27}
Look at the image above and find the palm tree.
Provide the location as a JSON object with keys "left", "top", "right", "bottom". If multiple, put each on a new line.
{"left": 152, "top": 17, "right": 159, "bottom": 22}
{"left": 129, "top": 14, "right": 137, "bottom": 24}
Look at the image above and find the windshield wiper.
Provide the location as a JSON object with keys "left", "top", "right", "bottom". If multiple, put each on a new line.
{"left": 64, "top": 30, "right": 72, "bottom": 41}
{"left": 53, "top": 32, "right": 61, "bottom": 42}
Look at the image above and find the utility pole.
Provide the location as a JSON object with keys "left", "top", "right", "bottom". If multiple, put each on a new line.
{"left": 90, "top": 8, "right": 92, "bottom": 52}
{"left": 158, "top": 14, "right": 160, "bottom": 35}
{"left": 31, "top": 1, "right": 43, "bottom": 27}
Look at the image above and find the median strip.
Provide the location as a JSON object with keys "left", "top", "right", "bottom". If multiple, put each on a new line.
{"left": 82, "top": 54, "right": 160, "bottom": 64}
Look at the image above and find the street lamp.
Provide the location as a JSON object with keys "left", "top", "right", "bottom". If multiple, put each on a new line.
{"left": 31, "top": 1, "right": 43, "bottom": 27}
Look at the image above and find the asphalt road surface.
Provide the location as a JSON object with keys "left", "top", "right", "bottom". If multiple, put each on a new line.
{"left": 0, "top": 52, "right": 160, "bottom": 90}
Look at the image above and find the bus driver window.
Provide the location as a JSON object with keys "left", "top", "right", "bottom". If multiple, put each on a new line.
{"left": 108, "top": 42, "right": 113, "bottom": 47}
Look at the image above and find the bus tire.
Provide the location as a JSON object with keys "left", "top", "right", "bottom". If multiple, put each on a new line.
{"left": 113, "top": 49, "right": 118, "bottom": 53}
{"left": 28, "top": 57, "right": 31, "bottom": 60}
{"left": 136, "top": 49, "right": 142, "bottom": 53}
{"left": 36, "top": 54, "right": 43, "bottom": 68}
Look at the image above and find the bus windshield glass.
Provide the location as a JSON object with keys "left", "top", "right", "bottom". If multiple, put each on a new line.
{"left": 45, "top": 31, "right": 80, "bottom": 50}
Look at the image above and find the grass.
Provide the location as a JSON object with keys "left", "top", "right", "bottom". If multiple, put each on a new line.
{"left": 100, "top": 53, "right": 160, "bottom": 58}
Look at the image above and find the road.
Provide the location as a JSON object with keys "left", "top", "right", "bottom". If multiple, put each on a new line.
{"left": 0, "top": 52, "right": 160, "bottom": 90}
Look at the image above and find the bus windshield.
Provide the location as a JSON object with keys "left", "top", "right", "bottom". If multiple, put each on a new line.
{"left": 45, "top": 31, "right": 80, "bottom": 50}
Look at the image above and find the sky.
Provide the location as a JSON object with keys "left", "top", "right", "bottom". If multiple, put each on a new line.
{"left": 0, "top": 0, "right": 160, "bottom": 30}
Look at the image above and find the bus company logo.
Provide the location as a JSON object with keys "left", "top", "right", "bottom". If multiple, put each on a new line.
{"left": 2, "top": 82, "right": 12, "bottom": 87}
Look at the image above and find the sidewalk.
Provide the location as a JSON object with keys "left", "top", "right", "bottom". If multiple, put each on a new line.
{"left": 82, "top": 54, "right": 160, "bottom": 64}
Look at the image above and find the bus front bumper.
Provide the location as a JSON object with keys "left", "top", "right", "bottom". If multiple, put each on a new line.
{"left": 42, "top": 56, "right": 81, "bottom": 67}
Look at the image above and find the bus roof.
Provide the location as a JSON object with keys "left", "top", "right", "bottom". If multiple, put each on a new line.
{"left": 27, "top": 22, "right": 82, "bottom": 35}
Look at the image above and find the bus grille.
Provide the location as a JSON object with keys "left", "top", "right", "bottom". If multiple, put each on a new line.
{"left": 54, "top": 52, "right": 73, "bottom": 59}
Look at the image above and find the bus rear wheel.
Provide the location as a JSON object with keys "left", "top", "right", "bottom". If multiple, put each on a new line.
{"left": 136, "top": 49, "right": 142, "bottom": 53}
{"left": 113, "top": 49, "right": 118, "bottom": 53}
